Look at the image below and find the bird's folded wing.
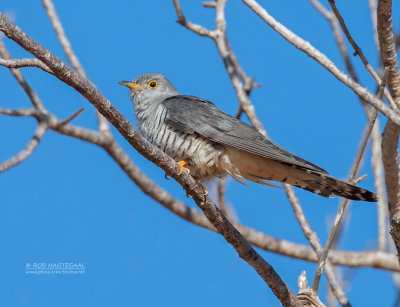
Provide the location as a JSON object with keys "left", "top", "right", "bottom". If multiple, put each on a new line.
{"left": 162, "top": 95, "right": 328, "bottom": 174}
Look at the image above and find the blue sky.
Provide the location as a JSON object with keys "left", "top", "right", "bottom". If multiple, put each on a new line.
{"left": 0, "top": 1, "right": 396, "bottom": 306}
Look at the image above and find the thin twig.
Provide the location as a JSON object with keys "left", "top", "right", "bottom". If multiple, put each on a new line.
{"left": 0, "top": 40, "right": 46, "bottom": 112}
{"left": 371, "top": 120, "right": 389, "bottom": 251}
{"left": 354, "top": 174, "right": 368, "bottom": 184}
{"left": 173, "top": 0, "right": 268, "bottom": 137}
{"left": 367, "top": 0, "right": 380, "bottom": 54}
{"left": 312, "top": 67, "right": 389, "bottom": 293}
{"left": 309, "top": 0, "right": 371, "bottom": 116}
{"left": 58, "top": 107, "right": 84, "bottom": 126}
{"left": 41, "top": 0, "right": 85, "bottom": 78}
{"left": 327, "top": 0, "right": 396, "bottom": 109}
{"left": 217, "top": 178, "right": 228, "bottom": 214}
{"left": 284, "top": 185, "right": 351, "bottom": 306}
{"left": 41, "top": 0, "right": 110, "bottom": 133}
{"left": 203, "top": 1, "right": 216, "bottom": 8}
{"left": 0, "top": 107, "right": 35, "bottom": 116}
{"left": 0, "top": 58, "right": 53, "bottom": 73}
{"left": 0, "top": 121, "right": 48, "bottom": 173}
{"left": 172, "top": 0, "right": 216, "bottom": 37}
{"left": 311, "top": 0, "right": 388, "bottom": 253}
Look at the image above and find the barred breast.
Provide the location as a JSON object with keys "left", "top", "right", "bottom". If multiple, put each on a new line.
{"left": 135, "top": 104, "right": 235, "bottom": 180}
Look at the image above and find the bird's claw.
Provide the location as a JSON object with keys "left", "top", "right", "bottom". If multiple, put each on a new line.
{"left": 185, "top": 190, "right": 193, "bottom": 198}
{"left": 177, "top": 160, "right": 190, "bottom": 175}
{"left": 164, "top": 173, "right": 171, "bottom": 180}
{"left": 196, "top": 177, "right": 208, "bottom": 195}
{"left": 201, "top": 184, "right": 208, "bottom": 195}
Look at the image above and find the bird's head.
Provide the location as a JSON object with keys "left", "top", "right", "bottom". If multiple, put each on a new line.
{"left": 119, "top": 73, "right": 179, "bottom": 108}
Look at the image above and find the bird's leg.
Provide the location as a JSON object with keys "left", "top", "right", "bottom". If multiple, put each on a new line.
{"left": 196, "top": 177, "right": 208, "bottom": 195}
{"left": 177, "top": 159, "right": 191, "bottom": 175}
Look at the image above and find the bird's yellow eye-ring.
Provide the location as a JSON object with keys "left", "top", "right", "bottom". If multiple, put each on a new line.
{"left": 147, "top": 80, "right": 158, "bottom": 89}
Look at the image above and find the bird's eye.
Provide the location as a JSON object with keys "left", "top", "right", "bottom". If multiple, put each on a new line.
{"left": 147, "top": 80, "right": 158, "bottom": 89}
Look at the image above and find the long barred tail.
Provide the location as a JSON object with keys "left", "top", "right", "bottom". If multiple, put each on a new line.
{"left": 226, "top": 148, "right": 378, "bottom": 202}
{"left": 292, "top": 170, "right": 378, "bottom": 202}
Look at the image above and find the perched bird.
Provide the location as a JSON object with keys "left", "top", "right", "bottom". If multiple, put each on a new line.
{"left": 119, "top": 73, "right": 377, "bottom": 202}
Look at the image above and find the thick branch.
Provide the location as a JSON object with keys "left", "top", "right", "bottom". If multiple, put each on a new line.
{"left": 377, "top": 0, "right": 400, "bottom": 259}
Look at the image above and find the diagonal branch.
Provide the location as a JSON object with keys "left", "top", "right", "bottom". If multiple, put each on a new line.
{"left": 41, "top": 0, "right": 110, "bottom": 133}
{"left": 327, "top": 0, "right": 396, "bottom": 109}
{"left": 284, "top": 185, "right": 351, "bottom": 306}
{"left": 0, "top": 40, "right": 46, "bottom": 112}
{"left": 0, "top": 121, "right": 47, "bottom": 173}
{"left": 242, "top": 0, "right": 400, "bottom": 126}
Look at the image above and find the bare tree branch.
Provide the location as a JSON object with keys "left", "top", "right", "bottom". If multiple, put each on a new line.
{"left": 368, "top": 0, "right": 380, "bottom": 54}
{"left": 327, "top": 0, "right": 396, "bottom": 109}
{"left": 284, "top": 185, "right": 351, "bottom": 306}
{"left": 309, "top": 0, "right": 388, "bottom": 253}
{"left": 0, "top": 121, "right": 47, "bottom": 173}
{"left": 0, "top": 40, "right": 46, "bottom": 111}
{"left": 173, "top": 0, "right": 268, "bottom": 137}
{"left": 242, "top": 0, "right": 400, "bottom": 125}
{"left": 371, "top": 119, "right": 389, "bottom": 251}
{"left": 41, "top": 0, "right": 110, "bottom": 133}
{"left": 0, "top": 107, "right": 35, "bottom": 116}
{"left": 0, "top": 58, "right": 53, "bottom": 73}
{"left": 377, "top": 0, "right": 400, "bottom": 260}
{"left": 58, "top": 107, "right": 84, "bottom": 126}
{"left": 173, "top": 0, "right": 216, "bottom": 37}
{"left": 312, "top": 67, "right": 389, "bottom": 293}
{"left": 309, "top": 0, "right": 366, "bottom": 112}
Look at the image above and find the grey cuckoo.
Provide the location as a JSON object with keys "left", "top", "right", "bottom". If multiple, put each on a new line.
{"left": 119, "top": 73, "right": 377, "bottom": 202}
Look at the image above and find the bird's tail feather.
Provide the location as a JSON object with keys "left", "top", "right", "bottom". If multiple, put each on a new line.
{"left": 289, "top": 171, "right": 378, "bottom": 202}
{"left": 226, "top": 148, "right": 377, "bottom": 202}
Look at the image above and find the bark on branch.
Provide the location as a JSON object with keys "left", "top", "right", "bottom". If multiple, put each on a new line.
{"left": 377, "top": 0, "right": 400, "bottom": 260}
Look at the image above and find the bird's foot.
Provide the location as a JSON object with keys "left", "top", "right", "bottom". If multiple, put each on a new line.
{"left": 177, "top": 160, "right": 190, "bottom": 175}
{"left": 164, "top": 173, "right": 171, "bottom": 180}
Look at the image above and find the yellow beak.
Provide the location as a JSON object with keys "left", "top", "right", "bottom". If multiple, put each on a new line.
{"left": 118, "top": 80, "right": 144, "bottom": 90}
